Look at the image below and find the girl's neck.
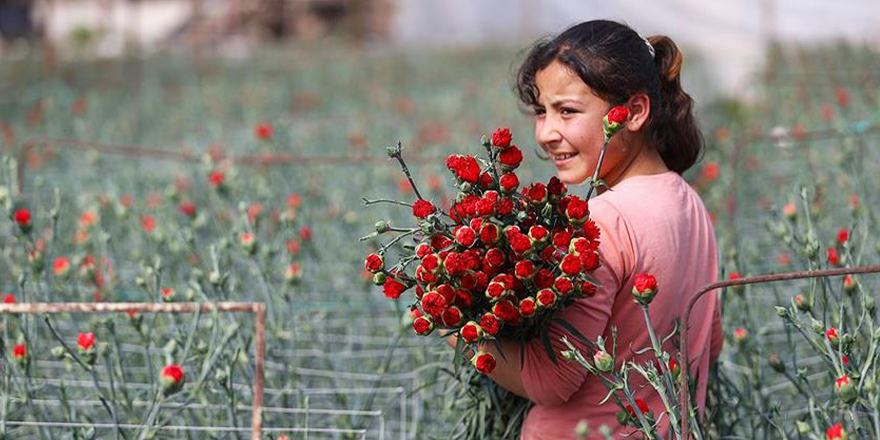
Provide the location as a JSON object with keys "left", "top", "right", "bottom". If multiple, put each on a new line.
{"left": 596, "top": 140, "right": 670, "bottom": 195}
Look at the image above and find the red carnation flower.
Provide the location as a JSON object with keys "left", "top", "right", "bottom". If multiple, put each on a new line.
{"left": 13, "top": 343, "right": 27, "bottom": 361}
{"left": 499, "top": 173, "right": 519, "bottom": 193}
{"left": 632, "top": 273, "right": 658, "bottom": 305}
{"left": 14, "top": 208, "right": 32, "bottom": 232}
{"left": 528, "top": 225, "right": 549, "bottom": 242}
{"left": 460, "top": 321, "right": 483, "bottom": 343}
{"left": 78, "top": 332, "right": 96, "bottom": 351}
{"left": 480, "top": 313, "right": 501, "bottom": 336}
{"left": 491, "top": 127, "right": 512, "bottom": 149}
{"left": 560, "top": 254, "right": 581, "bottom": 276}
{"left": 478, "top": 171, "right": 495, "bottom": 190}
{"left": 536, "top": 289, "right": 557, "bottom": 308}
{"left": 383, "top": 278, "right": 406, "bottom": 299}
{"left": 607, "top": 106, "right": 631, "bottom": 125}
{"left": 299, "top": 226, "right": 312, "bottom": 241}
{"left": 413, "top": 315, "right": 435, "bottom": 335}
{"left": 455, "top": 226, "right": 476, "bottom": 247}
{"left": 254, "top": 123, "right": 274, "bottom": 140}
{"left": 430, "top": 235, "right": 453, "bottom": 251}
{"left": 416, "top": 243, "right": 433, "bottom": 258}
{"left": 508, "top": 233, "right": 532, "bottom": 255}
{"left": 826, "top": 423, "right": 847, "bottom": 440}
{"left": 580, "top": 251, "right": 600, "bottom": 271}
{"left": 625, "top": 398, "right": 650, "bottom": 419}
{"left": 493, "top": 300, "right": 519, "bottom": 323}
{"left": 514, "top": 260, "right": 535, "bottom": 280}
{"left": 582, "top": 220, "right": 601, "bottom": 241}
{"left": 442, "top": 306, "right": 463, "bottom": 327}
{"left": 498, "top": 146, "right": 523, "bottom": 171}
{"left": 553, "top": 277, "right": 574, "bottom": 295}
{"left": 826, "top": 327, "right": 840, "bottom": 345}
{"left": 534, "top": 269, "right": 554, "bottom": 290}
{"left": 472, "top": 351, "right": 497, "bottom": 375}
{"left": 161, "top": 364, "right": 186, "bottom": 396}
{"left": 486, "top": 281, "right": 508, "bottom": 301}
{"left": 565, "top": 197, "right": 589, "bottom": 224}
{"left": 475, "top": 197, "right": 495, "bottom": 217}
{"left": 422, "top": 291, "right": 448, "bottom": 317}
{"left": 3, "top": 294, "right": 15, "bottom": 304}
{"left": 581, "top": 281, "right": 597, "bottom": 296}
{"left": 524, "top": 183, "right": 547, "bottom": 205}
{"left": 552, "top": 230, "right": 572, "bottom": 249}
{"left": 496, "top": 198, "right": 514, "bottom": 216}
{"left": 836, "top": 228, "right": 849, "bottom": 244}
{"left": 412, "top": 200, "right": 436, "bottom": 219}
{"left": 456, "top": 156, "right": 481, "bottom": 183}
{"left": 479, "top": 223, "right": 500, "bottom": 245}
{"left": 484, "top": 248, "right": 505, "bottom": 268}
{"left": 547, "top": 176, "right": 567, "bottom": 199}
{"left": 364, "top": 253, "right": 384, "bottom": 273}
{"left": 178, "top": 201, "right": 197, "bottom": 218}
{"left": 437, "top": 284, "right": 456, "bottom": 304}
{"left": 519, "top": 297, "right": 537, "bottom": 317}
{"left": 208, "top": 170, "right": 225, "bottom": 187}
{"left": 827, "top": 247, "right": 840, "bottom": 266}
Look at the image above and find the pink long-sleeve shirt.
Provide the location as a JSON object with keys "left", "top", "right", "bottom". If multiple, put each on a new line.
{"left": 518, "top": 170, "right": 722, "bottom": 440}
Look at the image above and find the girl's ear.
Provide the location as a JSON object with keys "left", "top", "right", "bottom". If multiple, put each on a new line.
{"left": 624, "top": 93, "right": 651, "bottom": 132}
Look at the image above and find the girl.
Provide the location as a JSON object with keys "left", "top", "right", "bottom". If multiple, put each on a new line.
{"left": 451, "top": 20, "right": 723, "bottom": 439}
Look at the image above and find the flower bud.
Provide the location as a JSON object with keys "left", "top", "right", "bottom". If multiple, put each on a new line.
{"left": 12, "top": 343, "right": 27, "bottom": 363}
{"left": 826, "top": 423, "right": 847, "bottom": 440}
{"left": 811, "top": 319, "right": 825, "bottom": 335}
{"left": 364, "top": 253, "right": 384, "bottom": 273}
{"left": 835, "top": 375, "right": 856, "bottom": 403}
{"left": 161, "top": 364, "right": 185, "bottom": 396}
{"left": 795, "top": 420, "right": 812, "bottom": 435}
{"left": 793, "top": 293, "right": 811, "bottom": 312}
{"left": 372, "top": 272, "right": 387, "bottom": 286}
{"left": 593, "top": 351, "right": 613, "bottom": 373}
{"left": 460, "top": 321, "right": 483, "bottom": 343}
{"left": 631, "top": 274, "right": 658, "bottom": 306}
{"left": 733, "top": 327, "right": 749, "bottom": 346}
{"left": 768, "top": 353, "right": 785, "bottom": 373}
{"left": 603, "top": 106, "right": 630, "bottom": 139}
{"left": 826, "top": 327, "right": 840, "bottom": 347}
{"left": 239, "top": 233, "right": 257, "bottom": 255}
{"left": 843, "top": 275, "right": 856, "bottom": 295}
{"left": 375, "top": 220, "right": 390, "bottom": 234}
{"left": 774, "top": 306, "right": 789, "bottom": 318}
{"left": 160, "top": 288, "right": 176, "bottom": 302}
{"left": 412, "top": 315, "right": 434, "bottom": 335}
{"left": 472, "top": 351, "right": 496, "bottom": 375}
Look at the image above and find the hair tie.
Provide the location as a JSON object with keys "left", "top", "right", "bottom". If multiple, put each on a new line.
{"left": 643, "top": 37, "right": 655, "bottom": 59}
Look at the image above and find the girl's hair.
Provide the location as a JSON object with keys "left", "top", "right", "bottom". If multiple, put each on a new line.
{"left": 516, "top": 20, "right": 703, "bottom": 174}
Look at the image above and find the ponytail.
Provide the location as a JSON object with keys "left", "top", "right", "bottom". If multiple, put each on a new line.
{"left": 647, "top": 35, "right": 704, "bottom": 174}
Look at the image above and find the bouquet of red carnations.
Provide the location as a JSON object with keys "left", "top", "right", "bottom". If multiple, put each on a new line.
{"left": 362, "top": 107, "right": 630, "bottom": 376}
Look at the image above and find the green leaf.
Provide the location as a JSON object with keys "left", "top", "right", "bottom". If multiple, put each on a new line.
{"left": 454, "top": 335, "right": 464, "bottom": 377}
{"left": 553, "top": 317, "right": 593, "bottom": 347}
{"left": 539, "top": 330, "right": 558, "bottom": 365}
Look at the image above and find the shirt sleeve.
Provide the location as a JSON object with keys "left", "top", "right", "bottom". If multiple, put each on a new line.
{"left": 517, "top": 198, "right": 631, "bottom": 406}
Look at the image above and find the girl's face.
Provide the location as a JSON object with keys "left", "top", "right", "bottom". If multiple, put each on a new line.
{"left": 533, "top": 60, "right": 627, "bottom": 185}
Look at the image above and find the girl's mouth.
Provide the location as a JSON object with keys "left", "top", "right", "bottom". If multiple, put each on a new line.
{"left": 552, "top": 152, "right": 578, "bottom": 166}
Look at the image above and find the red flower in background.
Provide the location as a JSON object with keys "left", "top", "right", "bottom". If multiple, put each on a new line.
{"left": 78, "top": 332, "right": 96, "bottom": 351}
{"left": 299, "top": 226, "right": 312, "bottom": 241}
{"left": 13, "top": 343, "right": 27, "bottom": 361}
{"left": 625, "top": 398, "right": 650, "bottom": 418}
{"left": 208, "top": 170, "right": 225, "bottom": 187}
{"left": 179, "top": 201, "right": 197, "bottom": 218}
{"left": 14, "top": 208, "right": 31, "bottom": 230}
{"left": 254, "top": 123, "right": 274, "bottom": 140}
{"left": 3, "top": 294, "right": 15, "bottom": 304}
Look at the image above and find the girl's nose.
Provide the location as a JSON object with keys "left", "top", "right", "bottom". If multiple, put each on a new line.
{"left": 536, "top": 118, "right": 562, "bottom": 148}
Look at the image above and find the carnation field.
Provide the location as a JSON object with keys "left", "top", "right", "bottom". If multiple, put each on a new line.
{"left": 1, "top": 41, "right": 880, "bottom": 439}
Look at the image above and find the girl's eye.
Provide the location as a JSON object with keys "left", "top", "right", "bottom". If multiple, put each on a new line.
{"left": 561, "top": 107, "right": 577, "bottom": 116}
{"left": 532, "top": 107, "right": 546, "bottom": 116}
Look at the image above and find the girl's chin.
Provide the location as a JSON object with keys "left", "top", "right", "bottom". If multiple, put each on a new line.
{"left": 556, "top": 170, "right": 591, "bottom": 186}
